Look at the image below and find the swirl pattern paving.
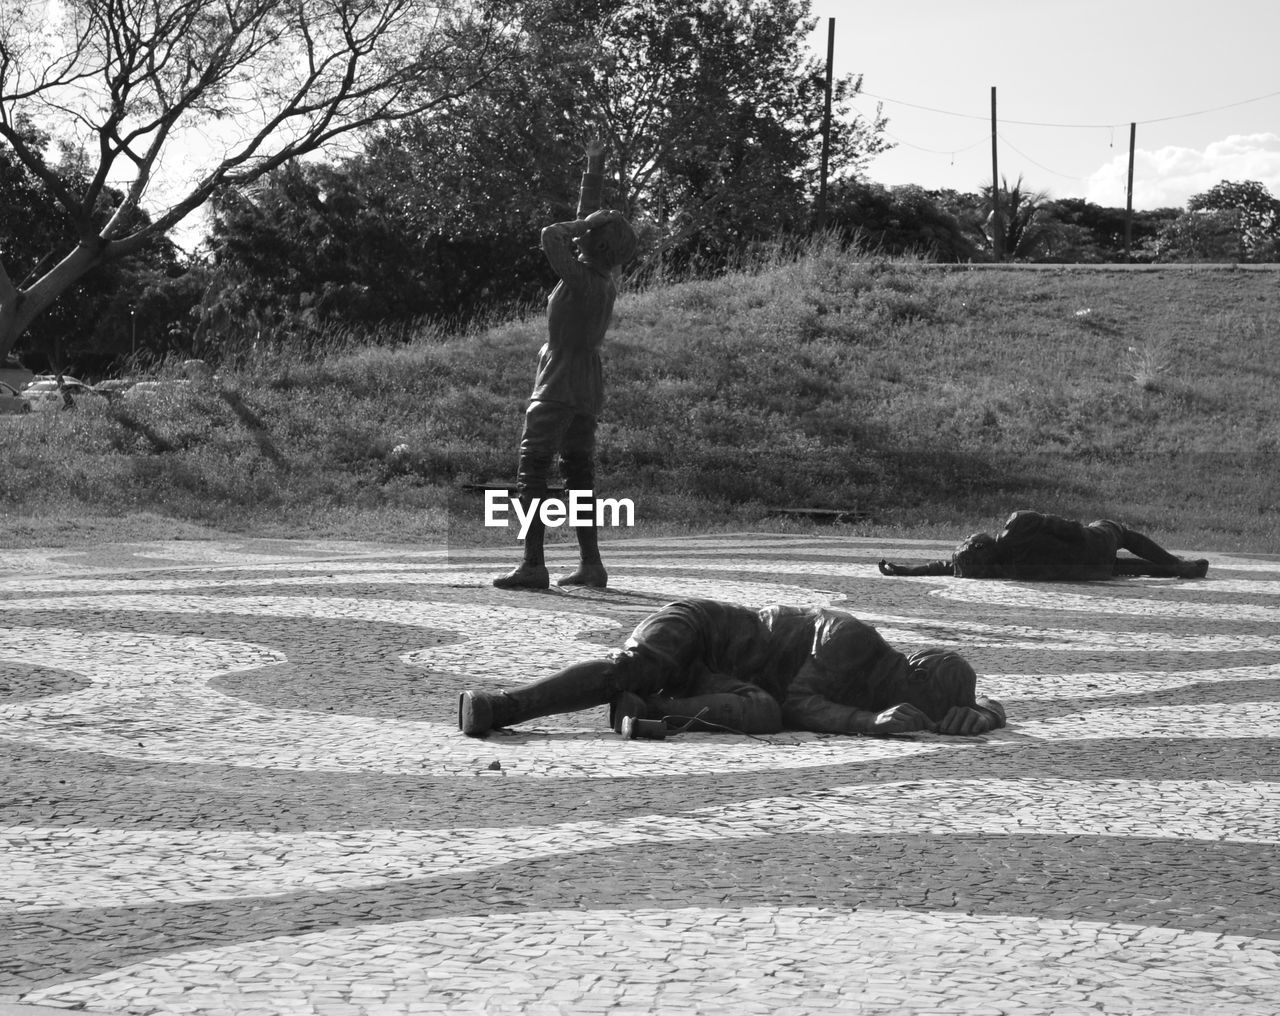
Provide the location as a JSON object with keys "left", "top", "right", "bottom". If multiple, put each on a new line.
{"left": 1, "top": 534, "right": 1278, "bottom": 1015}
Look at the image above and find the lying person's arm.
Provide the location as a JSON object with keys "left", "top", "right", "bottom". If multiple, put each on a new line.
{"left": 784, "top": 684, "right": 935, "bottom": 735}
{"left": 934, "top": 696, "right": 1006, "bottom": 735}
{"left": 783, "top": 622, "right": 1007, "bottom": 737}
{"left": 879, "top": 559, "right": 954, "bottom": 576}
{"left": 781, "top": 630, "right": 937, "bottom": 735}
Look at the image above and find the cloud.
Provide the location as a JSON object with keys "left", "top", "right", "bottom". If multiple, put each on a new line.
{"left": 1085, "top": 133, "right": 1280, "bottom": 210}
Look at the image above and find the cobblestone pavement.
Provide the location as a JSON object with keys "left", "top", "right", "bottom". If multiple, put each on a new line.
{"left": 1, "top": 532, "right": 1278, "bottom": 1015}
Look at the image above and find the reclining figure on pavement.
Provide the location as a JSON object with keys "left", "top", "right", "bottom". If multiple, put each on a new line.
{"left": 878, "top": 510, "right": 1209, "bottom": 581}
{"left": 458, "top": 597, "right": 1006, "bottom": 739}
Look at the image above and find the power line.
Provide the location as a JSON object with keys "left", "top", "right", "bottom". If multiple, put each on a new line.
{"left": 995, "top": 133, "right": 1091, "bottom": 182}
{"left": 853, "top": 85, "right": 1280, "bottom": 198}
{"left": 858, "top": 86, "right": 1280, "bottom": 129}
{"left": 879, "top": 127, "right": 991, "bottom": 159}
{"left": 873, "top": 119, "right": 1092, "bottom": 181}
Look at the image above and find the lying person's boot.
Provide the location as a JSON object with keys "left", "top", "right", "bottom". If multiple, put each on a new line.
{"left": 463, "top": 660, "right": 623, "bottom": 737}
{"left": 459, "top": 690, "right": 517, "bottom": 736}
{"left": 493, "top": 564, "right": 550, "bottom": 590}
{"left": 557, "top": 562, "right": 608, "bottom": 588}
{"left": 459, "top": 690, "right": 495, "bottom": 735}
{"left": 1177, "top": 558, "right": 1210, "bottom": 578}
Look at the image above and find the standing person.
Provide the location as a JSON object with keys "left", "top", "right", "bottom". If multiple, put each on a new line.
{"left": 494, "top": 140, "right": 638, "bottom": 591}
{"left": 878, "top": 509, "right": 1209, "bottom": 580}
{"left": 458, "top": 598, "right": 1006, "bottom": 739}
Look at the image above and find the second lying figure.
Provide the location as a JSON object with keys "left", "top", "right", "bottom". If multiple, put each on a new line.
{"left": 879, "top": 510, "right": 1209, "bottom": 581}
{"left": 459, "top": 597, "right": 1006, "bottom": 739}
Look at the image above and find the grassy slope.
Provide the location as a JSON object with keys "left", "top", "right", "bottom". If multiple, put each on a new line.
{"left": 3, "top": 248, "right": 1278, "bottom": 552}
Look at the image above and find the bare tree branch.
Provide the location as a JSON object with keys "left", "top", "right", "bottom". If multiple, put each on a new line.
{"left": 0, "top": 0, "right": 514, "bottom": 354}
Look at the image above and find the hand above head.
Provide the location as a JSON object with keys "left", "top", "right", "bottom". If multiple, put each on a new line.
{"left": 935, "top": 705, "right": 999, "bottom": 736}
{"left": 878, "top": 559, "right": 900, "bottom": 576}
{"left": 584, "top": 208, "right": 623, "bottom": 226}
{"left": 870, "top": 703, "right": 935, "bottom": 735}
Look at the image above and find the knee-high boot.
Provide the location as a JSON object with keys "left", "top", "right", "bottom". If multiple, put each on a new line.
{"left": 558, "top": 496, "right": 607, "bottom": 588}
{"left": 460, "top": 659, "right": 623, "bottom": 735}
{"left": 494, "top": 497, "right": 548, "bottom": 589}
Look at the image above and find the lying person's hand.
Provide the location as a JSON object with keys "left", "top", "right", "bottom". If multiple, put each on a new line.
{"left": 871, "top": 703, "right": 935, "bottom": 735}
{"left": 877, "top": 559, "right": 900, "bottom": 576}
{"left": 935, "top": 705, "right": 999, "bottom": 736}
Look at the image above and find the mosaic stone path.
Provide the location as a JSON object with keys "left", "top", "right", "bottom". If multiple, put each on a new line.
{"left": 1, "top": 532, "right": 1278, "bottom": 1015}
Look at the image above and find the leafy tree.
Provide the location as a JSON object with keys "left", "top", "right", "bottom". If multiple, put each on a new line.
{"left": 921, "top": 188, "right": 1184, "bottom": 264}
{"left": 1148, "top": 208, "right": 1248, "bottom": 263}
{"left": 202, "top": 0, "right": 892, "bottom": 335}
{"left": 1147, "top": 180, "right": 1280, "bottom": 263}
{"left": 1186, "top": 180, "right": 1280, "bottom": 260}
{"left": 0, "top": 0, "right": 517, "bottom": 361}
{"left": 201, "top": 153, "right": 551, "bottom": 341}
{"left": 369, "top": 0, "right": 890, "bottom": 274}
{"left": 1046, "top": 198, "right": 1180, "bottom": 263}
{"left": 587, "top": 0, "right": 889, "bottom": 265}
{"left": 207, "top": 161, "right": 429, "bottom": 323}
{"left": 824, "top": 181, "right": 978, "bottom": 261}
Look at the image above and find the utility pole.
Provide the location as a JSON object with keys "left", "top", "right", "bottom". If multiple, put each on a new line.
{"left": 990, "top": 86, "right": 1002, "bottom": 261}
{"left": 1124, "top": 122, "right": 1136, "bottom": 261}
{"left": 816, "top": 17, "right": 835, "bottom": 233}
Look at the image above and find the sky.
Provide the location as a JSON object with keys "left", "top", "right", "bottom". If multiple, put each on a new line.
{"left": 805, "top": 0, "right": 1280, "bottom": 209}
{"left": 39, "top": 0, "right": 1280, "bottom": 252}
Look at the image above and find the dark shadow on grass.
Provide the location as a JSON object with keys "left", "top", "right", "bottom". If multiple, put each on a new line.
{"left": 219, "top": 388, "right": 288, "bottom": 470}
{"left": 871, "top": 446, "right": 1058, "bottom": 515}
{"left": 106, "top": 405, "right": 177, "bottom": 453}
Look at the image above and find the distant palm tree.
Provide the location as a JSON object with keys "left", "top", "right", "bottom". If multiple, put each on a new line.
{"left": 981, "top": 175, "right": 1054, "bottom": 260}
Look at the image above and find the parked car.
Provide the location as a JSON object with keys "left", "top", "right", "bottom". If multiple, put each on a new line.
{"left": 1, "top": 380, "right": 31, "bottom": 414}
{"left": 93, "top": 378, "right": 133, "bottom": 399}
{"left": 20, "top": 376, "right": 100, "bottom": 412}
{"left": 122, "top": 378, "right": 192, "bottom": 401}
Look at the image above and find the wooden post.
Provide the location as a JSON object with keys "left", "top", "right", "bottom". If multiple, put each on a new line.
{"left": 990, "top": 86, "right": 1002, "bottom": 261}
{"left": 816, "top": 17, "right": 835, "bottom": 233}
{"left": 1124, "top": 122, "right": 1136, "bottom": 261}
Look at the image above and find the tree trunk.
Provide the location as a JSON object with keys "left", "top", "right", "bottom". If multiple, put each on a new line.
{"left": 0, "top": 241, "right": 105, "bottom": 363}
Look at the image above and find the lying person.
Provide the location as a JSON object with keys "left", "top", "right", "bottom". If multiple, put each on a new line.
{"left": 879, "top": 510, "right": 1209, "bottom": 581}
{"left": 458, "top": 597, "right": 1005, "bottom": 739}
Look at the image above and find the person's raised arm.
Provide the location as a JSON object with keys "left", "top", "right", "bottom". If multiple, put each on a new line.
{"left": 578, "top": 138, "right": 606, "bottom": 218}
{"left": 541, "top": 140, "right": 608, "bottom": 284}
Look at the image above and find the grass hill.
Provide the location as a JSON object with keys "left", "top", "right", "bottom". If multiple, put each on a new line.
{"left": 3, "top": 244, "right": 1279, "bottom": 552}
